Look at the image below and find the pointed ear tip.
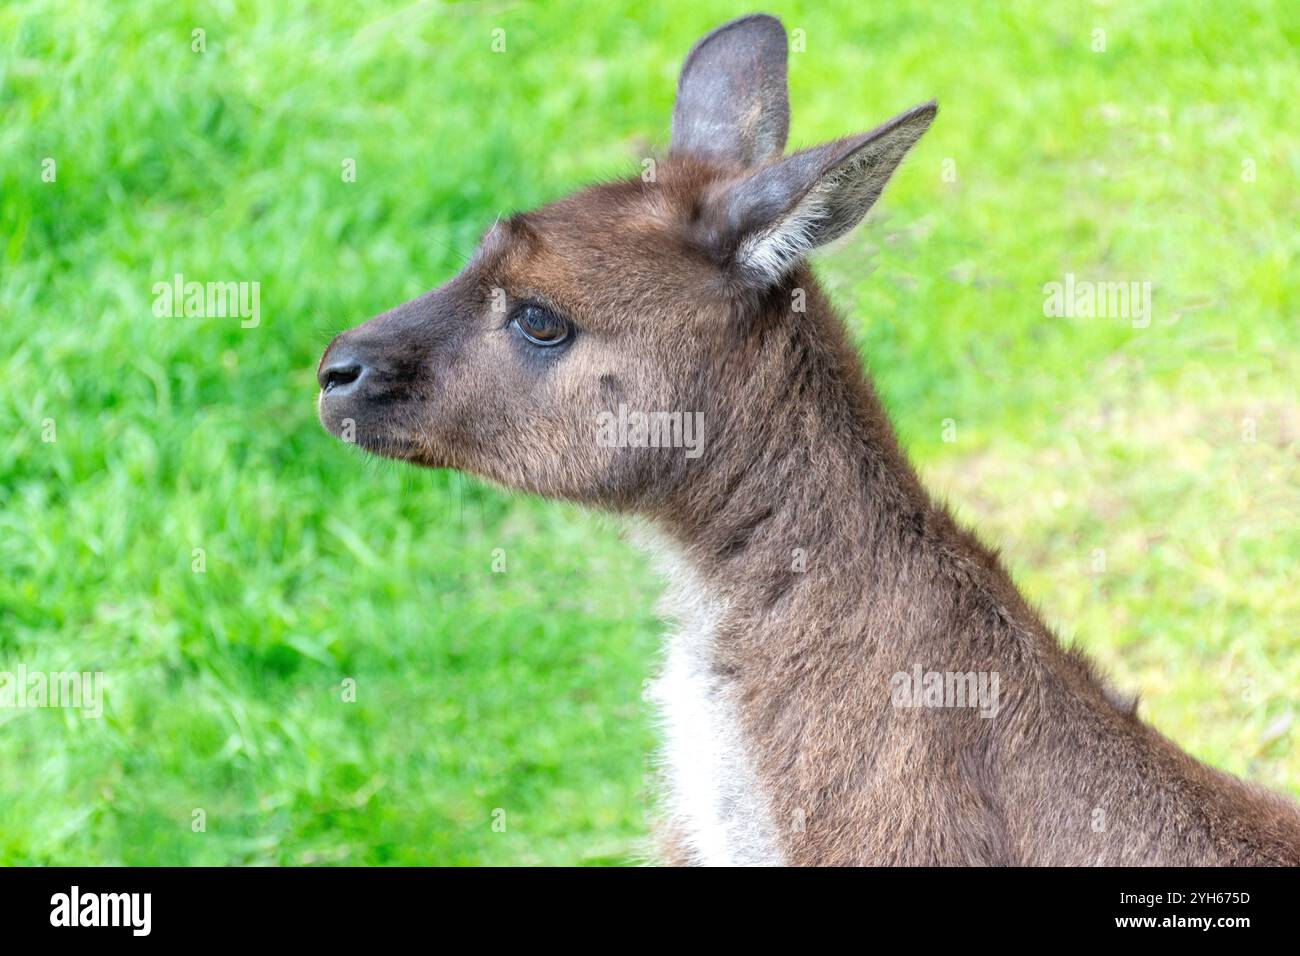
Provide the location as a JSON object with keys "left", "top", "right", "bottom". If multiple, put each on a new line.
{"left": 897, "top": 100, "right": 939, "bottom": 136}
{"left": 726, "top": 12, "right": 786, "bottom": 31}
{"left": 748, "top": 12, "right": 788, "bottom": 32}
{"left": 702, "top": 12, "right": 788, "bottom": 46}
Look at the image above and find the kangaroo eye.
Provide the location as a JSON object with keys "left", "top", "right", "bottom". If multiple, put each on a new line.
{"left": 513, "top": 304, "right": 571, "bottom": 347}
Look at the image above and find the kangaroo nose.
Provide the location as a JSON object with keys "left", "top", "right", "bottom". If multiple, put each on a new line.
{"left": 318, "top": 350, "right": 368, "bottom": 394}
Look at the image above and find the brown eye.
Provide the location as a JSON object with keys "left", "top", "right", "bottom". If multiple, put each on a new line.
{"left": 513, "top": 304, "right": 571, "bottom": 347}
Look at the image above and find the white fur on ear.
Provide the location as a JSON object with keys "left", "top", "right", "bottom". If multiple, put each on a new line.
{"left": 736, "top": 180, "right": 835, "bottom": 283}
{"left": 731, "top": 102, "right": 936, "bottom": 284}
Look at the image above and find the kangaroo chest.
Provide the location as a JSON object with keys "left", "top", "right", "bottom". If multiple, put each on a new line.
{"left": 646, "top": 549, "right": 785, "bottom": 865}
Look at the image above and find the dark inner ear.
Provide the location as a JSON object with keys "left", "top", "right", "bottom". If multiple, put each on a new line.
{"left": 670, "top": 14, "right": 790, "bottom": 168}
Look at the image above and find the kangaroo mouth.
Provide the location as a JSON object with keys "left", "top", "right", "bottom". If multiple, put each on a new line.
{"left": 318, "top": 386, "right": 396, "bottom": 449}
{"left": 317, "top": 387, "right": 451, "bottom": 472}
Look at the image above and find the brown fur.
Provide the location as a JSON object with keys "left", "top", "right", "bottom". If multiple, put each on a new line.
{"left": 318, "top": 14, "right": 1300, "bottom": 865}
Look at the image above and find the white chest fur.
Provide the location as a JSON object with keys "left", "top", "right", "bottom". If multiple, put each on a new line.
{"left": 641, "top": 534, "right": 784, "bottom": 866}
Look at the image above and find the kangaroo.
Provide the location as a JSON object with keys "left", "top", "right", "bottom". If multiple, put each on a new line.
{"left": 317, "top": 14, "right": 1300, "bottom": 865}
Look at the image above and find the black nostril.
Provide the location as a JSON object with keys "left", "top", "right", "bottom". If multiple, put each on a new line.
{"left": 322, "top": 363, "right": 362, "bottom": 392}
{"left": 318, "top": 338, "right": 372, "bottom": 393}
{"left": 319, "top": 352, "right": 368, "bottom": 394}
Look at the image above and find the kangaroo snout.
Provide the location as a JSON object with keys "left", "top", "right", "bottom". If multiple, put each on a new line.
{"left": 316, "top": 326, "right": 411, "bottom": 449}
{"left": 316, "top": 285, "right": 472, "bottom": 461}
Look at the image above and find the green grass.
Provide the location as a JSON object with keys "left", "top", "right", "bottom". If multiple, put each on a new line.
{"left": 1, "top": 0, "right": 1296, "bottom": 864}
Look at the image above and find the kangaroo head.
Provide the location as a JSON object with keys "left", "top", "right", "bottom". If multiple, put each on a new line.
{"left": 318, "top": 14, "right": 934, "bottom": 512}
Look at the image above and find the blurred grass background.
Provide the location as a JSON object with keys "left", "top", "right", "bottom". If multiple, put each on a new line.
{"left": 0, "top": 0, "right": 1296, "bottom": 864}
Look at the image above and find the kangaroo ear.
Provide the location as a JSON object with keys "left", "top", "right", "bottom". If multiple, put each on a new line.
{"left": 712, "top": 101, "right": 937, "bottom": 285}
{"left": 671, "top": 14, "right": 789, "bottom": 168}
